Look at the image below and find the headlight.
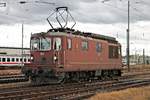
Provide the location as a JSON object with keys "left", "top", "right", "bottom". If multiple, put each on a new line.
{"left": 30, "top": 56, "right": 34, "bottom": 61}
{"left": 53, "top": 56, "right": 57, "bottom": 61}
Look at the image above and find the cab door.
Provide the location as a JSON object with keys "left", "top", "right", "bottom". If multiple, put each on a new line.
{"left": 53, "top": 37, "right": 63, "bottom": 67}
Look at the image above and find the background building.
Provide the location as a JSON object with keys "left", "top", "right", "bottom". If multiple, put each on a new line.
{"left": 0, "top": 47, "right": 30, "bottom": 56}
{"left": 122, "top": 55, "right": 150, "bottom": 66}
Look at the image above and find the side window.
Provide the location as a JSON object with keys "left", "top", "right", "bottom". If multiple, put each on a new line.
{"left": 12, "top": 58, "right": 15, "bottom": 62}
{"left": 53, "top": 38, "right": 61, "bottom": 51}
{"left": 96, "top": 42, "right": 102, "bottom": 52}
{"left": 0, "top": 58, "right": 1, "bottom": 62}
{"left": 7, "top": 58, "right": 10, "bottom": 62}
{"left": 24, "top": 58, "right": 27, "bottom": 62}
{"left": 20, "top": 58, "right": 22, "bottom": 62}
{"left": 2, "top": 58, "right": 6, "bottom": 62}
{"left": 81, "top": 41, "right": 88, "bottom": 50}
{"left": 28, "top": 59, "right": 30, "bottom": 62}
{"left": 16, "top": 58, "right": 19, "bottom": 62}
{"left": 67, "top": 39, "right": 72, "bottom": 50}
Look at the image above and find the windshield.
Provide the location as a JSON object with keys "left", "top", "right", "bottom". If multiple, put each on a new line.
{"left": 31, "top": 39, "right": 40, "bottom": 50}
{"left": 31, "top": 38, "right": 51, "bottom": 50}
{"left": 41, "top": 38, "right": 51, "bottom": 50}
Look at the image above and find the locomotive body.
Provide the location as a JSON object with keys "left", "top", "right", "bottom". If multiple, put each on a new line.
{"left": 22, "top": 28, "right": 122, "bottom": 83}
{"left": 22, "top": 7, "right": 122, "bottom": 84}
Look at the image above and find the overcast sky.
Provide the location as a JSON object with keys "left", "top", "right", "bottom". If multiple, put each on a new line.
{"left": 0, "top": 0, "right": 150, "bottom": 56}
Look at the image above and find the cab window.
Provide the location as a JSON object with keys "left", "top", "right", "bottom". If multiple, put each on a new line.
{"left": 53, "top": 38, "right": 61, "bottom": 51}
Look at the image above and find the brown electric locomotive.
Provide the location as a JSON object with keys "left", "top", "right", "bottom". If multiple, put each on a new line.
{"left": 22, "top": 7, "right": 122, "bottom": 84}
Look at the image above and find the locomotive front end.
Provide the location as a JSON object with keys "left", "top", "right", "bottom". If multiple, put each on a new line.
{"left": 22, "top": 33, "right": 65, "bottom": 84}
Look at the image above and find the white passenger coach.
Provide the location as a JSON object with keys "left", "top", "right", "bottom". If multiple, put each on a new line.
{"left": 0, "top": 47, "right": 30, "bottom": 67}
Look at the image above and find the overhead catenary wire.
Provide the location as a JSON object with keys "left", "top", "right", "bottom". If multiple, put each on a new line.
{"left": 101, "top": 0, "right": 127, "bottom": 13}
{"left": 100, "top": 0, "right": 149, "bottom": 21}
{"left": 130, "top": 6, "right": 150, "bottom": 21}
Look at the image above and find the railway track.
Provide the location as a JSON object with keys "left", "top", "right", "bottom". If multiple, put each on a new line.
{"left": 0, "top": 80, "right": 116, "bottom": 100}
{"left": 0, "top": 71, "right": 149, "bottom": 89}
{"left": 56, "top": 79, "right": 150, "bottom": 100}
{"left": 0, "top": 75, "right": 28, "bottom": 84}
{"left": 0, "top": 72, "right": 150, "bottom": 100}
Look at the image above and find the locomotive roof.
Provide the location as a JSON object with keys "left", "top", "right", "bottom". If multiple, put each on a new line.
{"left": 33, "top": 28, "right": 117, "bottom": 43}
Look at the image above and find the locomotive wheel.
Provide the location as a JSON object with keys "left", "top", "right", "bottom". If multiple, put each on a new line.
{"left": 57, "top": 72, "right": 66, "bottom": 83}
{"left": 68, "top": 71, "right": 91, "bottom": 82}
{"left": 30, "top": 75, "right": 66, "bottom": 85}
